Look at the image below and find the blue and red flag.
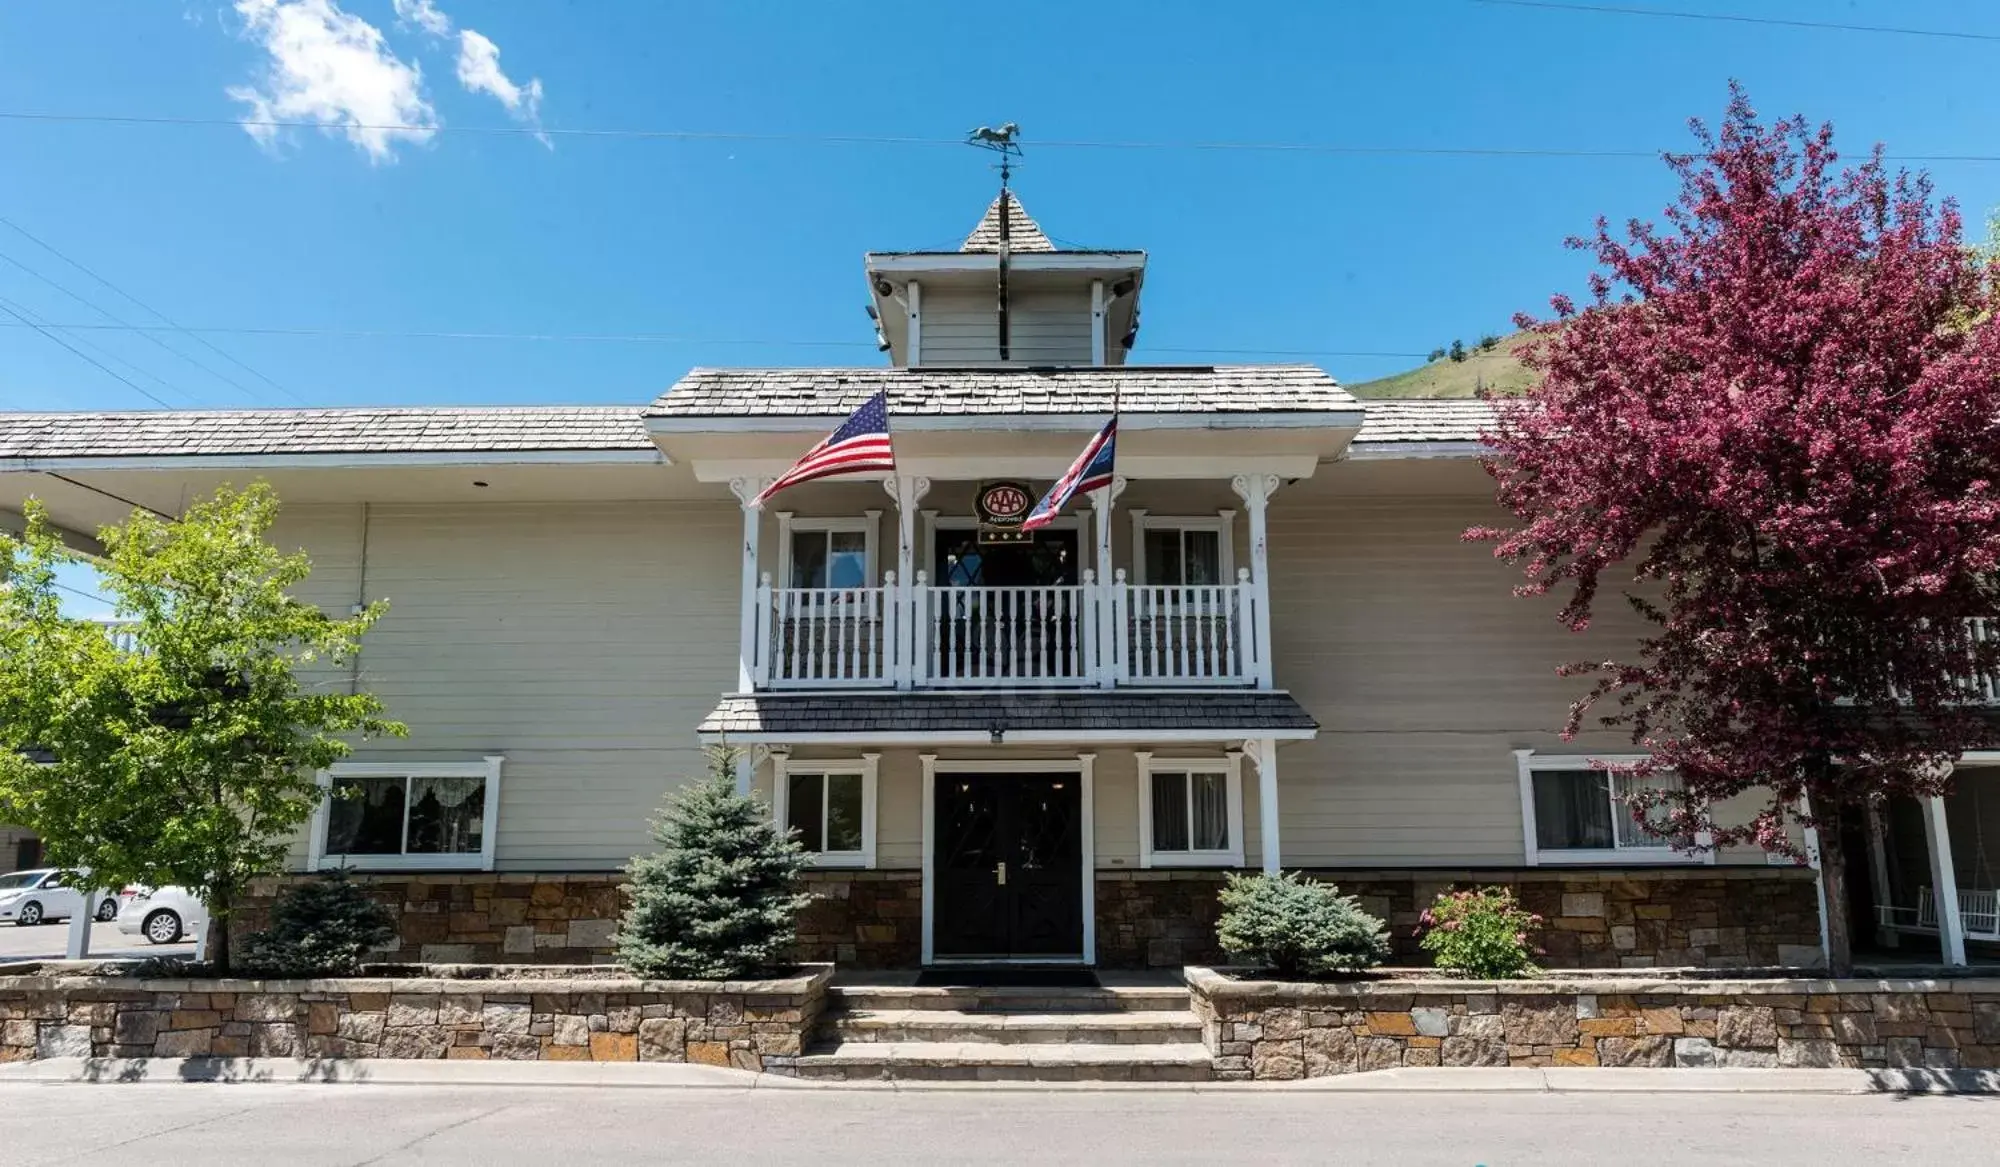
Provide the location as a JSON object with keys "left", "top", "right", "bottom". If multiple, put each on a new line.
{"left": 1022, "top": 417, "right": 1117, "bottom": 531}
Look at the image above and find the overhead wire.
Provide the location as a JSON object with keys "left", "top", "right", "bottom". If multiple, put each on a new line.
{"left": 1470, "top": 0, "right": 2000, "bottom": 43}
{"left": 0, "top": 296, "right": 176, "bottom": 408}
{"left": 0, "top": 214, "right": 307, "bottom": 405}
{"left": 0, "top": 244, "right": 277, "bottom": 407}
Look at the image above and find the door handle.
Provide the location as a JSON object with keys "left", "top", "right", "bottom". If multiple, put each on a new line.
{"left": 995, "top": 861, "right": 1008, "bottom": 886}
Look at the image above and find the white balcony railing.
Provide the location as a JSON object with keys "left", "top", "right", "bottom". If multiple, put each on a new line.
{"left": 750, "top": 569, "right": 1264, "bottom": 690}
{"left": 93, "top": 617, "right": 140, "bottom": 653}
{"left": 1877, "top": 886, "right": 2000, "bottom": 942}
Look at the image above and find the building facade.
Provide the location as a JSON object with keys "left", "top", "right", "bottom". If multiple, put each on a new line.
{"left": 1, "top": 192, "right": 1853, "bottom": 968}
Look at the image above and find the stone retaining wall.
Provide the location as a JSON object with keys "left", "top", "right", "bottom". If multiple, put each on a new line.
{"left": 240, "top": 872, "right": 923, "bottom": 969}
{"left": 1186, "top": 966, "right": 2000, "bottom": 1080}
{"left": 240, "top": 865, "right": 1821, "bottom": 972}
{"left": 1099, "top": 867, "right": 1823, "bottom": 969}
{"left": 0, "top": 965, "right": 831, "bottom": 1073}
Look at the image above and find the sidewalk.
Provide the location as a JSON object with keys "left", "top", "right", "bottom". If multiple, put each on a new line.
{"left": 3, "top": 1058, "right": 1996, "bottom": 1094}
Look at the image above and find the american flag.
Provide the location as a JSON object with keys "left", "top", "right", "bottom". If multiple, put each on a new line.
{"left": 752, "top": 390, "right": 896, "bottom": 507}
{"left": 1022, "top": 417, "right": 1117, "bottom": 531}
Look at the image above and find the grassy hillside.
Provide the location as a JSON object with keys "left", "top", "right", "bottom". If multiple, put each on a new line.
{"left": 1346, "top": 330, "right": 1538, "bottom": 399}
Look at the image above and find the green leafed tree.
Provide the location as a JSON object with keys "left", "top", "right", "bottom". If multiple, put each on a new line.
{"left": 0, "top": 484, "right": 404, "bottom": 971}
{"left": 617, "top": 747, "right": 812, "bottom": 980}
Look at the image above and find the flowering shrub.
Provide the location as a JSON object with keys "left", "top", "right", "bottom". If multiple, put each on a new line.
{"left": 1216, "top": 872, "right": 1390, "bottom": 978}
{"left": 1418, "top": 886, "right": 1541, "bottom": 979}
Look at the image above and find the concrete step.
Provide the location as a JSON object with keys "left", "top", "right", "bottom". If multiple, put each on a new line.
{"left": 828, "top": 985, "right": 1191, "bottom": 1015}
{"left": 827, "top": 1008, "right": 1203, "bottom": 1045}
{"left": 794, "top": 1039, "right": 1215, "bottom": 1082}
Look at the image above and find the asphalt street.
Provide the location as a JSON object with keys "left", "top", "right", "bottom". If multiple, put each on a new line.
{"left": 0, "top": 1083, "right": 1990, "bottom": 1166}
{"left": 0, "top": 920, "right": 194, "bottom": 964}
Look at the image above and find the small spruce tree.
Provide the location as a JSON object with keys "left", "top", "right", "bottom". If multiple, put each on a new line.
{"left": 238, "top": 869, "right": 397, "bottom": 976}
{"left": 617, "top": 747, "right": 811, "bottom": 979}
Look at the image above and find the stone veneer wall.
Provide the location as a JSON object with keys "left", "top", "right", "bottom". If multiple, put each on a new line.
{"left": 794, "top": 872, "right": 923, "bottom": 967}
{"left": 0, "top": 966, "right": 831, "bottom": 1073}
{"left": 241, "top": 866, "right": 1819, "bottom": 972}
{"left": 1186, "top": 966, "right": 2000, "bottom": 1080}
{"left": 238, "top": 872, "right": 925, "bottom": 969}
{"left": 236, "top": 874, "right": 627, "bottom": 965}
{"left": 1098, "top": 867, "right": 1823, "bottom": 970}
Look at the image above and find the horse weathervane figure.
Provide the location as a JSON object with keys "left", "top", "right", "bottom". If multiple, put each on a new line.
{"left": 966, "top": 122, "right": 1023, "bottom": 189}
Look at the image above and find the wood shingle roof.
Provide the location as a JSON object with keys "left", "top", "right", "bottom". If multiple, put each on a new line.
{"left": 0, "top": 407, "right": 651, "bottom": 460}
{"left": 647, "top": 365, "right": 1356, "bottom": 419}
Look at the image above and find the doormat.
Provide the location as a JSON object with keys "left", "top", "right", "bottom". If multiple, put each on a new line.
{"left": 914, "top": 968, "right": 1100, "bottom": 988}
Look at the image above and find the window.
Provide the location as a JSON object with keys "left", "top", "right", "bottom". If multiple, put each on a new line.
{"left": 1515, "top": 752, "right": 1710, "bottom": 865}
{"left": 311, "top": 758, "right": 503, "bottom": 871}
{"left": 772, "top": 755, "right": 878, "bottom": 868}
{"left": 13, "top": 837, "right": 41, "bottom": 872}
{"left": 1130, "top": 513, "right": 1235, "bottom": 586}
{"left": 779, "top": 515, "right": 878, "bottom": 590}
{"left": 1139, "top": 753, "right": 1245, "bottom": 867}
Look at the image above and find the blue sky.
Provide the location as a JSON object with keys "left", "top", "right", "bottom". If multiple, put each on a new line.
{"left": 8, "top": 1, "right": 2000, "bottom": 613}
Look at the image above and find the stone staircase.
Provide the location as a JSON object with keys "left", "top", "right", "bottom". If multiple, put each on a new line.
{"left": 796, "top": 981, "right": 1214, "bottom": 1082}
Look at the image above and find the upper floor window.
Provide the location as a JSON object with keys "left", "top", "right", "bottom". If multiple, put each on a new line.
{"left": 773, "top": 754, "right": 878, "bottom": 868}
{"left": 1139, "top": 753, "right": 1245, "bottom": 867}
{"left": 1131, "top": 512, "right": 1235, "bottom": 586}
{"left": 1515, "top": 751, "right": 1708, "bottom": 866}
{"left": 311, "top": 757, "right": 504, "bottom": 872}
{"left": 779, "top": 514, "right": 878, "bottom": 589}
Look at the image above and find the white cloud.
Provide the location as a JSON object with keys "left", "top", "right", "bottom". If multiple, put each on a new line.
{"left": 226, "top": 0, "right": 438, "bottom": 163}
{"left": 392, "top": 0, "right": 453, "bottom": 38}
{"left": 455, "top": 28, "right": 546, "bottom": 142}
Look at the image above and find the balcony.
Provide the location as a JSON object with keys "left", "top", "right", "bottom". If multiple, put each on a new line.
{"left": 750, "top": 569, "right": 1266, "bottom": 690}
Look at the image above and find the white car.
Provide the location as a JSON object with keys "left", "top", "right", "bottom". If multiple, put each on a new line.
{"left": 0, "top": 869, "right": 120, "bottom": 926}
{"left": 116, "top": 886, "right": 207, "bottom": 945}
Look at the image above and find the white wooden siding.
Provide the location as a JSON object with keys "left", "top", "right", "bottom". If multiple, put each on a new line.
{"left": 1268, "top": 494, "right": 1778, "bottom": 867}
{"left": 915, "top": 287, "right": 1094, "bottom": 366}
{"left": 273, "top": 501, "right": 738, "bottom": 871}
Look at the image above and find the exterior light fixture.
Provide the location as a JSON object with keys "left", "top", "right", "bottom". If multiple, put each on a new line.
{"left": 873, "top": 277, "right": 894, "bottom": 297}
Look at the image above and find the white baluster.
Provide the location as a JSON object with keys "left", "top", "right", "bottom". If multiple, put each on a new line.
{"left": 754, "top": 573, "right": 774, "bottom": 687}
{"left": 1109, "top": 569, "right": 1128, "bottom": 688}
{"left": 1173, "top": 586, "right": 1190, "bottom": 679}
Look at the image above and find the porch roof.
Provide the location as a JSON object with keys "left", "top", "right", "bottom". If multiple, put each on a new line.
{"left": 697, "top": 691, "right": 1319, "bottom": 744}
{"left": 646, "top": 365, "right": 1355, "bottom": 420}
{"left": 0, "top": 406, "right": 652, "bottom": 460}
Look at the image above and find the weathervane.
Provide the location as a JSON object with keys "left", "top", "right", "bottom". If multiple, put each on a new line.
{"left": 966, "top": 122, "right": 1023, "bottom": 189}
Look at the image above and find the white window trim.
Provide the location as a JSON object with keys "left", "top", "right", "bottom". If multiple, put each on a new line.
{"left": 776, "top": 512, "right": 881, "bottom": 589}
{"left": 1514, "top": 750, "right": 1714, "bottom": 867}
{"left": 771, "top": 754, "right": 879, "bottom": 869}
{"left": 1128, "top": 511, "right": 1237, "bottom": 585}
{"left": 309, "top": 757, "right": 504, "bottom": 873}
{"left": 1137, "top": 751, "right": 1246, "bottom": 868}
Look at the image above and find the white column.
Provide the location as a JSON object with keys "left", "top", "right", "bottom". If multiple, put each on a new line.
{"left": 1796, "top": 794, "right": 1831, "bottom": 971}
{"left": 1256, "top": 739, "right": 1281, "bottom": 874}
{"left": 1090, "top": 280, "right": 1106, "bottom": 366}
{"left": 64, "top": 890, "right": 99, "bottom": 960}
{"left": 1864, "top": 800, "right": 1900, "bottom": 948}
{"left": 906, "top": 280, "right": 923, "bottom": 367}
{"left": 729, "top": 478, "right": 767, "bottom": 693}
{"left": 1232, "top": 474, "right": 1280, "bottom": 688}
{"left": 1922, "top": 792, "right": 1968, "bottom": 966}
{"left": 1093, "top": 477, "right": 1125, "bottom": 688}
{"left": 735, "top": 750, "right": 755, "bottom": 798}
{"left": 884, "top": 475, "right": 929, "bottom": 689}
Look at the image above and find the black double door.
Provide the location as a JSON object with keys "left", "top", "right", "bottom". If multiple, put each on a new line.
{"left": 933, "top": 773, "right": 1084, "bottom": 960}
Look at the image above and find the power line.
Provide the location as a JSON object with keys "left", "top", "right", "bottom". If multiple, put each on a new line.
{"left": 0, "top": 244, "right": 275, "bottom": 407}
{"left": 1471, "top": 0, "right": 2000, "bottom": 43}
{"left": 0, "top": 295, "right": 196, "bottom": 404}
{"left": 0, "top": 319, "right": 1429, "bottom": 359}
{"left": 7, "top": 108, "right": 2000, "bottom": 164}
{"left": 0, "top": 214, "right": 307, "bottom": 405}
{"left": 0, "top": 298, "right": 175, "bottom": 408}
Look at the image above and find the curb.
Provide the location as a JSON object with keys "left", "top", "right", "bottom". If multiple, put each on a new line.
{"left": 2, "top": 1059, "right": 1996, "bottom": 1094}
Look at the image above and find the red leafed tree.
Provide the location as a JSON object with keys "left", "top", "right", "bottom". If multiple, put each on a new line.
{"left": 1473, "top": 87, "right": 2000, "bottom": 974}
